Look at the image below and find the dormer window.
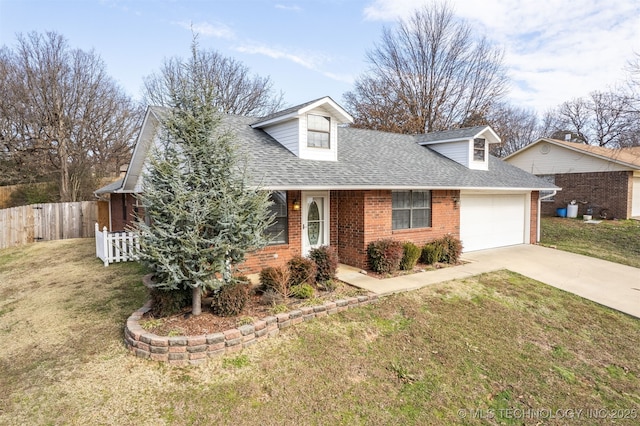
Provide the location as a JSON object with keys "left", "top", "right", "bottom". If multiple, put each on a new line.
{"left": 307, "top": 114, "right": 330, "bottom": 149}
{"left": 473, "top": 138, "right": 486, "bottom": 161}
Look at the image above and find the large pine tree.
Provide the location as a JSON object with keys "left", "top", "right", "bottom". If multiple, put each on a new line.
{"left": 135, "top": 45, "right": 274, "bottom": 316}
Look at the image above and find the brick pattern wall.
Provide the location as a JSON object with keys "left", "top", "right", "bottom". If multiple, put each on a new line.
{"left": 530, "top": 192, "right": 539, "bottom": 243}
{"left": 110, "top": 193, "right": 139, "bottom": 232}
{"left": 391, "top": 190, "right": 461, "bottom": 246}
{"left": 335, "top": 191, "right": 366, "bottom": 269}
{"left": 242, "top": 190, "right": 302, "bottom": 274}
{"left": 336, "top": 190, "right": 461, "bottom": 269}
{"left": 125, "top": 294, "right": 378, "bottom": 365}
{"left": 541, "top": 171, "right": 632, "bottom": 219}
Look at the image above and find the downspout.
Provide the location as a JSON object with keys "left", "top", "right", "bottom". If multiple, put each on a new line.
{"left": 537, "top": 190, "right": 557, "bottom": 242}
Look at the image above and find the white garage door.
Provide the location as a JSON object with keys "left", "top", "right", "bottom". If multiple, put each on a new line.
{"left": 460, "top": 193, "right": 528, "bottom": 252}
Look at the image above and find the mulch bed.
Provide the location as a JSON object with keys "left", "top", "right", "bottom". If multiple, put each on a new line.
{"left": 141, "top": 281, "right": 367, "bottom": 336}
{"left": 364, "top": 261, "right": 462, "bottom": 279}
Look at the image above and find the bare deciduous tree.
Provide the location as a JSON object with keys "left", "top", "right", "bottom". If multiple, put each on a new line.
{"left": 0, "top": 31, "right": 142, "bottom": 201}
{"left": 142, "top": 43, "right": 285, "bottom": 117}
{"left": 343, "top": 2, "right": 508, "bottom": 134}
{"left": 487, "top": 104, "right": 540, "bottom": 157}
{"left": 543, "top": 90, "right": 638, "bottom": 147}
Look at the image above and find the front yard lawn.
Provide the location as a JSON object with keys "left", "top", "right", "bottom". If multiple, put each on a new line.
{"left": 1, "top": 239, "right": 639, "bottom": 425}
{"left": 540, "top": 217, "right": 640, "bottom": 268}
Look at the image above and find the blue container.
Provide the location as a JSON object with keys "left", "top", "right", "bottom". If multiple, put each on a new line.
{"left": 556, "top": 208, "right": 567, "bottom": 218}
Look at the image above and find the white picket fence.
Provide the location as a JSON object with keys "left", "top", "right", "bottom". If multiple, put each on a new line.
{"left": 95, "top": 223, "right": 139, "bottom": 267}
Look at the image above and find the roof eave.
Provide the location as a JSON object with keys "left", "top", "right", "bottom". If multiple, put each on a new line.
{"left": 507, "top": 138, "right": 640, "bottom": 169}
{"left": 255, "top": 184, "right": 560, "bottom": 192}
{"left": 251, "top": 96, "right": 354, "bottom": 128}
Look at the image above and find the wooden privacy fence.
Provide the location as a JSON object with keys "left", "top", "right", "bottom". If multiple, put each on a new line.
{"left": 0, "top": 201, "right": 98, "bottom": 250}
{"left": 95, "top": 224, "right": 139, "bottom": 267}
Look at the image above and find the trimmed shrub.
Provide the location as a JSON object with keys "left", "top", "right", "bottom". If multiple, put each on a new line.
{"left": 421, "top": 240, "right": 445, "bottom": 265}
{"left": 211, "top": 282, "right": 250, "bottom": 317}
{"left": 259, "top": 266, "right": 291, "bottom": 298}
{"left": 308, "top": 245, "right": 339, "bottom": 282}
{"left": 441, "top": 234, "right": 463, "bottom": 264}
{"left": 148, "top": 286, "right": 192, "bottom": 317}
{"left": 290, "top": 283, "right": 315, "bottom": 299}
{"left": 421, "top": 235, "right": 463, "bottom": 265}
{"left": 287, "top": 256, "right": 317, "bottom": 287}
{"left": 400, "top": 242, "right": 421, "bottom": 270}
{"left": 367, "top": 239, "right": 404, "bottom": 274}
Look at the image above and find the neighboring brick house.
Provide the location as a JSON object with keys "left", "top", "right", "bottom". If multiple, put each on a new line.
{"left": 95, "top": 97, "right": 556, "bottom": 273}
{"left": 505, "top": 138, "right": 640, "bottom": 220}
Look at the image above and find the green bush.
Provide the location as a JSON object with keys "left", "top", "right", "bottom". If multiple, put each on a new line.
{"left": 211, "top": 282, "right": 250, "bottom": 317}
{"left": 441, "top": 234, "right": 463, "bottom": 264}
{"left": 421, "top": 235, "right": 463, "bottom": 265}
{"left": 287, "top": 256, "right": 317, "bottom": 287}
{"left": 400, "top": 242, "right": 421, "bottom": 270}
{"left": 290, "top": 283, "right": 315, "bottom": 299}
{"left": 421, "top": 241, "right": 444, "bottom": 264}
{"left": 308, "top": 245, "right": 339, "bottom": 282}
{"left": 259, "top": 266, "right": 290, "bottom": 298}
{"left": 367, "top": 239, "right": 404, "bottom": 273}
{"left": 148, "top": 286, "right": 192, "bottom": 317}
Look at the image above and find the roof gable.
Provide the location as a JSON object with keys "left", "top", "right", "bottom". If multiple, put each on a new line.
{"left": 506, "top": 138, "right": 640, "bottom": 173}
{"left": 416, "top": 125, "right": 501, "bottom": 145}
{"left": 250, "top": 96, "right": 353, "bottom": 129}
{"left": 415, "top": 125, "right": 501, "bottom": 171}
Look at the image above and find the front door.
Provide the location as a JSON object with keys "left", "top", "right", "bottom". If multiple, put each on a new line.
{"left": 302, "top": 191, "right": 329, "bottom": 256}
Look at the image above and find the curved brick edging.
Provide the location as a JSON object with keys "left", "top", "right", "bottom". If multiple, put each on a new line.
{"left": 124, "top": 294, "right": 379, "bottom": 365}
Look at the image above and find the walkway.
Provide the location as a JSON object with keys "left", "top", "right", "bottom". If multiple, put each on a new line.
{"left": 336, "top": 244, "right": 640, "bottom": 319}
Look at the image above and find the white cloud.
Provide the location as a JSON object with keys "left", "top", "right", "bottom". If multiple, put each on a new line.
{"left": 275, "top": 4, "right": 302, "bottom": 12}
{"left": 363, "top": 0, "right": 640, "bottom": 113}
{"left": 175, "top": 21, "right": 235, "bottom": 39}
{"left": 234, "top": 43, "right": 354, "bottom": 84}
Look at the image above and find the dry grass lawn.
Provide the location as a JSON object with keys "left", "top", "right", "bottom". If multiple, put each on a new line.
{"left": 1, "top": 239, "right": 639, "bottom": 425}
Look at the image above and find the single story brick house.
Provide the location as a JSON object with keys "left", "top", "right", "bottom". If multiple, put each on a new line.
{"left": 505, "top": 138, "right": 640, "bottom": 220}
{"left": 95, "top": 97, "right": 557, "bottom": 273}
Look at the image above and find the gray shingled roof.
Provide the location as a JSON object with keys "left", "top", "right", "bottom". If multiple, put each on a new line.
{"left": 95, "top": 178, "right": 124, "bottom": 195}
{"left": 251, "top": 97, "right": 326, "bottom": 125}
{"left": 223, "top": 115, "right": 556, "bottom": 190}
{"left": 414, "top": 126, "right": 489, "bottom": 144}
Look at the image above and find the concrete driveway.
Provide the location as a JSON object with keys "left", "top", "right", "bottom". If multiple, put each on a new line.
{"left": 336, "top": 244, "right": 640, "bottom": 319}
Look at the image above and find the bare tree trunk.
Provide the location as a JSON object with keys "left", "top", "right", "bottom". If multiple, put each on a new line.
{"left": 59, "top": 136, "right": 71, "bottom": 201}
{"left": 192, "top": 286, "right": 202, "bottom": 316}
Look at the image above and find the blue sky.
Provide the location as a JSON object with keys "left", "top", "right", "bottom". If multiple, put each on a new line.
{"left": 1, "top": 0, "right": 639, "bottom": 116}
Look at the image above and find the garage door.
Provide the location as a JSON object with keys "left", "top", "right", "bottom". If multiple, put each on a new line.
{"left": 460, "top": 193, "right": 528, "bottom": 252}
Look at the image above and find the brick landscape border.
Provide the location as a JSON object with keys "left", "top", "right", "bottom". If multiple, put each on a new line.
{"left": 124, "top": 294, "right": 378, "bottom": 365}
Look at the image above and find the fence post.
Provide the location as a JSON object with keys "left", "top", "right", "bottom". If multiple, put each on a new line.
{"left": 102, "top": 226, "right": 109, "bottom": 267}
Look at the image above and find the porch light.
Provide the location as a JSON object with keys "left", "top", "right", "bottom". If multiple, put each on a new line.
{"left": 293, "top": 199, "right": 301, "bottom": 211}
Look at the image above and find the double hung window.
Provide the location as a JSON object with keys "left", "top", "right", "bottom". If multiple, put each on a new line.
{"left": 392, "top": 191, "right": 432, "bottom": 229}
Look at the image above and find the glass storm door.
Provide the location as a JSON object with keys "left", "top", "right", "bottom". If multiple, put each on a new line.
{"left": 302, "top": 192, "right": 329, "bottom": 256}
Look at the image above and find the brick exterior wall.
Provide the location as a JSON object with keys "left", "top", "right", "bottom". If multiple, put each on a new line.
{"left": 541, "top": 171, "right": 632, "bottom": 219}
{"left": 242, "top": 191, "right": 302, "bottom": 274}
{"left": 110, "top": 193, "right": 139, "bottom": 232}
{"left": 111, "top": 188, "right": 534, "bottom": 275}
{"left": 530, "top": 192, "right": 539, "bottom": 243}
{"left": 336, "top": 190, "right": 461, "bottom": 270}
{"left": 335, "top": 190, "right": 367, "bottom": 270}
